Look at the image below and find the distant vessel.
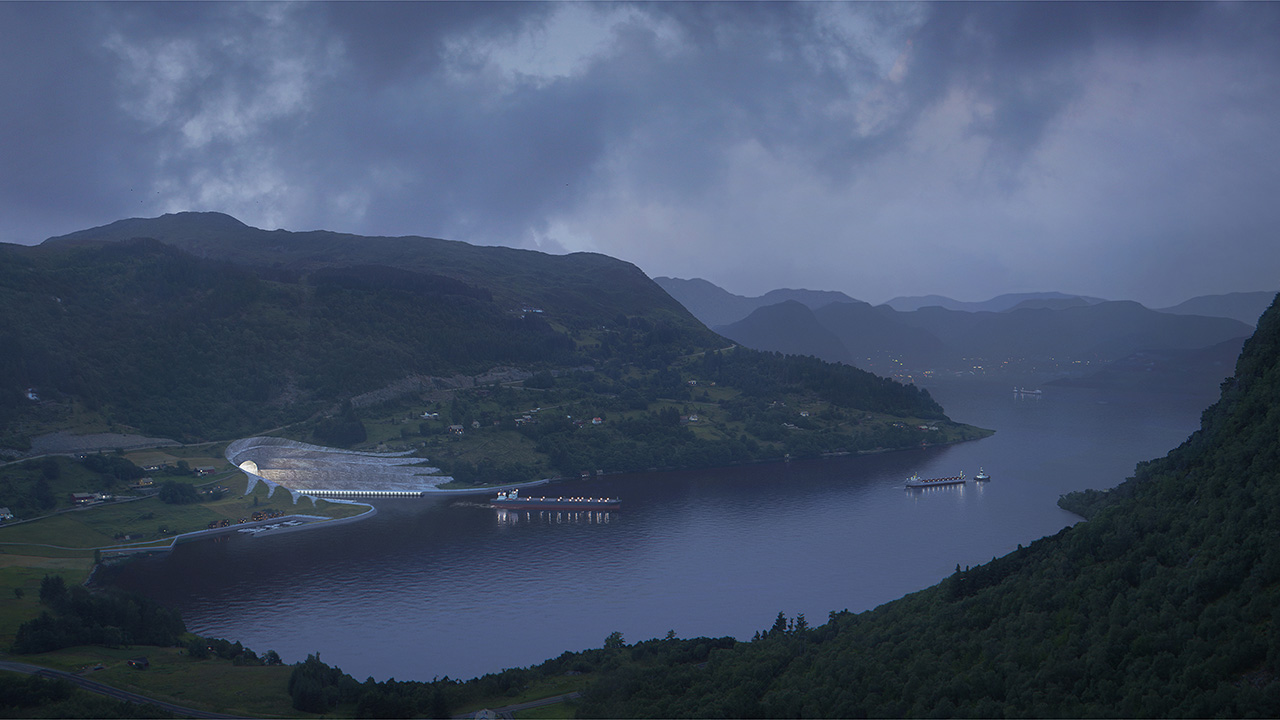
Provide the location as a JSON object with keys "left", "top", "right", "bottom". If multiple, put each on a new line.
{"left": 1014, "top": 387, "right": 1043, "bottom": 397}
{"left": 975, "top": 467, "right": 990, "bottom": 481}
{"left": 491, "top": 488, "right": 620, "bottom": 511}
{"left": 904, "top": 471, "right": 965, "bottom": 488}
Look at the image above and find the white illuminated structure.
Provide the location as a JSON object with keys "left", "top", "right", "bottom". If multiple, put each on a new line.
{"left": 225, "top": 436, "right": 459, "bottom": 501}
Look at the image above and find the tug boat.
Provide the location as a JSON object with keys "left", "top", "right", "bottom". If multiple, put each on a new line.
{"left": 975, "top": 467, "right": 991, "bottom": 481}
{"left": 491, "top": 488, "right": 620, "bottom": 511}
{"left": 904, "top": 471, "right": 966, "bottom": 488}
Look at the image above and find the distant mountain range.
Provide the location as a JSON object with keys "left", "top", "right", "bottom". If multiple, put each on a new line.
{"left": 660, "top": 277, "right": 1275, "bottom": 329}
{"left": 652, "top": 277, "right": 859, "bottom": 329}
{"left": 1156, "top": 291, "right": 1278, "bottom": 326}
{"left": 883, "top": 291, "right": 1109, "bottom": 314}
{"left": 656, "top": 278, "right": 1264, "bottom": 382}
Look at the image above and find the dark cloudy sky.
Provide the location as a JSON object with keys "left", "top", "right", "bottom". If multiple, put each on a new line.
{"left": 4, "top": 2, "right": 1279, "bottom": 306}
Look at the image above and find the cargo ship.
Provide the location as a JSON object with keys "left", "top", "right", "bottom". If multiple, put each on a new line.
{"left": 491, "top": 489, "right": 620, "bottom": 511}
{"left": 904, "top": 471, "right": 966, "bottom": 488}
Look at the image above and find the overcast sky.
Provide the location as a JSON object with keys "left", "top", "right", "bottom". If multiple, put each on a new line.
{"left": 3, "top": 2, "right": 1279, "bottom": 307}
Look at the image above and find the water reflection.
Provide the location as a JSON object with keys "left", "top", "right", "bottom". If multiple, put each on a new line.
{"left": 496, "top": 508, "right": 614, "bottom": 525}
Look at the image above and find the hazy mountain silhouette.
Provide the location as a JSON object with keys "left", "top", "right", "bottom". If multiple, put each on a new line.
{"left": 713, "top": 301, "right": 853, "bottom": 365}
{"left": 654, "top": 276, "right": 858, "bottom": 328}
{"left": 717, "top": 297, "right": 1250, "bottom": 374}
{"left": 884, "top": 291, "right": 1107, "bottom": 313}
{"left": 1157, "top": 291, "right": 1276, "bottom": 326}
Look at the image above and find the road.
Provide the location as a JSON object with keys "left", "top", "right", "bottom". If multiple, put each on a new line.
{"left": 455, "top": 691, "right": 583, "bottom": 719}
{"left": 0, "top": 659, "right": 241, "bottom": 718}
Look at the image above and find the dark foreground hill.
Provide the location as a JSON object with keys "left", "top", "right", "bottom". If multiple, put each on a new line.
{"left": 1, "top": 214, "right": 985, "bottom": 480}
{"left": 567, "top": 293, "right": 1280, "bottom": 717}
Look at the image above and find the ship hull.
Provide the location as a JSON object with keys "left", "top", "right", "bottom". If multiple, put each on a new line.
{"left": 904, "top": 472, "right": 966, "bottom": 488}
{"left": 904, "top": 478, "right": 966, "bottom": 488}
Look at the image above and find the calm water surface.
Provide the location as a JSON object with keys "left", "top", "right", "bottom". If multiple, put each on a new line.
{"left": 101, "top": 377, "right": 1219, "bottom": 681}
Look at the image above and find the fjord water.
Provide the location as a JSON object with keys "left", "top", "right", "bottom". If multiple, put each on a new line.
{"left": 100, "top": 378, "right": 1218, "bottom": 682}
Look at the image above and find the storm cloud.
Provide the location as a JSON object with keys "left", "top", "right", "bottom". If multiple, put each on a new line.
{"left": 3, "top": 2, "right": 1278, "bottom": 306}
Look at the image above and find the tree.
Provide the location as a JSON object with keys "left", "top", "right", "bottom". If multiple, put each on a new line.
{"left": 38, "top": 575, "right": 66, "bottom": 606}
{"left": 604, "top": 631, "right": 626, "bottom": 649}
{"left": 157, "top": 480, "right": 199, "bottom": 505}
{"left": 33, "top": 479, "right": 55, "bottom": 510}
{"left": 40, "top": 457, "right": 60, "bottom": 480}
{"left": 186, "top": 636, "right": 210, "bottom": 659}
{"left": 769, "top": 611, "right": 788, "bottom": 637}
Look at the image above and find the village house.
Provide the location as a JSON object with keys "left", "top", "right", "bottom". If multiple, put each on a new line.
{"left": 71, "top": 492, "right": 108, "bottom": 505}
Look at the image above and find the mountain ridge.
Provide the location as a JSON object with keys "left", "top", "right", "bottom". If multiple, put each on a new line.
{"left": 884, "top": 291, "right": 1109, "bottom": 313}
{"left": 653, "top": 276, "right": 859, "bottom": 329}
{"left": 46, "top": 212, "right": 690, "bottom": 328}
{"left": 715, "top": 297, "right": 1251, "bottom": 377}
{"left": 3, "top": 214, "right": 989, "bottom": 479}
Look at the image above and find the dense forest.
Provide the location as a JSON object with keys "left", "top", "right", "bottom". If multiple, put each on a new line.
{"left": 0, "top": 238, "right": 614, "bottom": 442}
{"left": 11, "top": 576, "right": 185, "bottom": 654}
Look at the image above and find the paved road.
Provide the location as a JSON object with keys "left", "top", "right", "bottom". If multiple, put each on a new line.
{"left": 456, "top": 691, "right": 583, "bottom": 719}
{"left": 0, "top": 659, "right": 241, "bottom": 718}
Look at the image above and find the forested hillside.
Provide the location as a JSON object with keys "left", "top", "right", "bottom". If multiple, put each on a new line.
{"left": 569, "top": 294, "right": 1280, "bottom": 717}
{"left": 0, "top": 238, "right": 604, "bottom": 442}
{"left": 1, "top": 215, "right": 987, "bottom": 482}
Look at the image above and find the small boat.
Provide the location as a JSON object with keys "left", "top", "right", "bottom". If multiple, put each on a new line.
{"left": 491, "top": 488, "right": 620, "bottom": 511}
{"left": 904, "top": 471, "right": 965, "bottom": 488}
{"left": 975, "top": 467, "right": 990, "bottom": 481}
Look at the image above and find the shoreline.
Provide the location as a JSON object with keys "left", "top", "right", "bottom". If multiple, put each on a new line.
{"left": 99, "top": 501, "right": 379, "bottom": 559}
{"left": 79, "top": 503, "right": 377, "bottom": 587}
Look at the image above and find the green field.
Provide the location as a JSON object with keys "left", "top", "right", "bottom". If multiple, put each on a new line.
{"left": 0, "top": 481, "right": 368, "bottom": 556}
{"left": 0, "top": 458, "right": 376, "bottom": 718}
{"left": 20, "top": 645, "right": 307, "bottom": 718}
